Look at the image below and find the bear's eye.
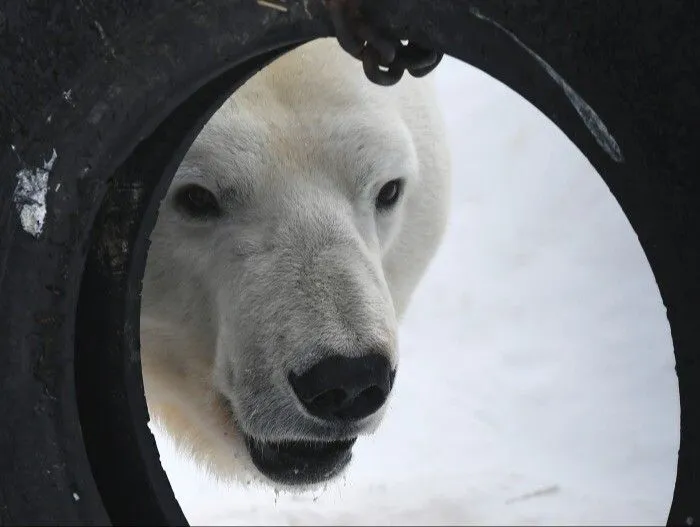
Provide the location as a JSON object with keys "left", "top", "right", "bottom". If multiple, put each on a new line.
{"left": 375, "top": 179, "right": 404, "bottom": 211}
{"left": 173, "top": 184, "right": 221, "bottom": 219}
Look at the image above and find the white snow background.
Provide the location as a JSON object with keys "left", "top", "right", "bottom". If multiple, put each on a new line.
{"left": 149, "top": 55, "right": 680, "bottom": 525}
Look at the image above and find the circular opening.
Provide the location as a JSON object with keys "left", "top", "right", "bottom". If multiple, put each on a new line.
{"left": 140, "top": 43, "right": 678, "bottom": 524}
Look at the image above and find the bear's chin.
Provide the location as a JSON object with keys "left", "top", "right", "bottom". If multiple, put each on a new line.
{"left": 243, "top": 434, "right": 357, "bottom": 485}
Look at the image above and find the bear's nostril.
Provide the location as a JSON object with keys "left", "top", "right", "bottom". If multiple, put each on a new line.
{"left": 309, "top": 388, "right": 348, "bottom": 414}
{"left": 288, "top": 353, "right": 394, "bottom": 422}
{"left": 331, "top": 385, "right": 385, "bottom": 420}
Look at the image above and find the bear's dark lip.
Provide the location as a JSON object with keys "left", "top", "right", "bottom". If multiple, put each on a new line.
{"left": 243, "top": 433, "right": 357, "bottom": 485}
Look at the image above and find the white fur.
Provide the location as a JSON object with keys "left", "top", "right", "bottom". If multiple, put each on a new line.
{"left": 140, "top": 37, "right": 451, "bottom": 486}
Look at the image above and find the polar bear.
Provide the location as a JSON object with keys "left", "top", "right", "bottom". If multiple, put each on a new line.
{"left": 140, "top": 37, "right": 451, "bottom": 488}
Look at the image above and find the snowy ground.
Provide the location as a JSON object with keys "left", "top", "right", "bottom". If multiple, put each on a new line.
{"left": 150, "top": 55, "right": 680, "bottom": 525}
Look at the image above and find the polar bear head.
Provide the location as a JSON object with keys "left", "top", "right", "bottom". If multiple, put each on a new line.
{"left": 140, "top": 38, "right": 450, "bottom": 488}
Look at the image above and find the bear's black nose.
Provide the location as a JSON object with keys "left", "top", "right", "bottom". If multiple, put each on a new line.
{"left": 288, "top": 353, "right": 395, "bottom": 422}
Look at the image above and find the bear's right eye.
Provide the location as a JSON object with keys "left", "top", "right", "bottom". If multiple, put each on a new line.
{"left": 173, "top": 184, "right": 221, "bottom": 219}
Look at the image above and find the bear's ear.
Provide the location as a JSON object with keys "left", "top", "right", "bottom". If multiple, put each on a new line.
{"left": 173, "top": 184, "right": 222, "bottom": 220}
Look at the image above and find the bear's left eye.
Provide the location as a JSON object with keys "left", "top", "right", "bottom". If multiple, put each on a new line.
{"left": 173, "top": 184, "right": 221, "bottom": 219}
{"left": 375, "top": 179, "right": 404, "bottom": 211}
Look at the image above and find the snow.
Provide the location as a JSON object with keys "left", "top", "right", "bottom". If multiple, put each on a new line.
{"left": 150, "top": 56, "right": 679, "bottom": 525}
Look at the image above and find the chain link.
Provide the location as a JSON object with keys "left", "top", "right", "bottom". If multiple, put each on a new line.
{"left": 325, "top": 0, "right": 443, "bottom": 86}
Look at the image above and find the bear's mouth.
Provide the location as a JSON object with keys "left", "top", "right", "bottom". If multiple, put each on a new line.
{"left": 243, "top": 434, "right": 357, "bottom": 485}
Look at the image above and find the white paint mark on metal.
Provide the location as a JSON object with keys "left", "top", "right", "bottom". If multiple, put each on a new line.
{"left": 470, "top": 7, "right": 623, "bottom": 163}
{"left": 10, "top": 144, "right": 23, "bottom": 164}
{"left": 13, "top": 149, "right": 57, "bottom": 238}
{"left": 302, "top": 0, "right": 312, "bottom": 18}
{"left": 257, "top": 0, "right": 288, "bottom": 12}
{"left": 93, "top": 20, "right": 117, "bottom": 58}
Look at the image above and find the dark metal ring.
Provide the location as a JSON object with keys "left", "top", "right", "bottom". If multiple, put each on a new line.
{"left": 325, "top": 0, "right": 443, "bottom": 86}
{"left": 361, "top": 45, "right": 405, "bottom": 86}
